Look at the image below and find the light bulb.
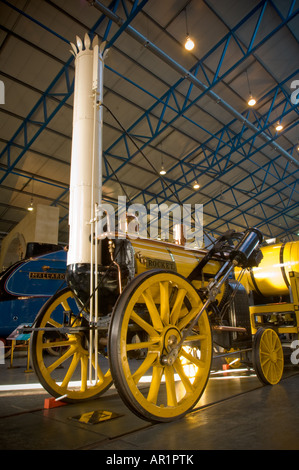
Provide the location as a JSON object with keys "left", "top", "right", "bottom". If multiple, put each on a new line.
{"left": 248, "top": 96, "right": 256, "bottom": 106}
{"left": 159, "top": 167, "right": 166, "bottom": 175}
{"left": 193, "top": 182, "right": 200, "bottom": 189}
{"left": 27, "top": 198, "right": 34, "bottom": 211}
{"left": 276, "top": 122, "right": 283, "bottom": 131}
{"left": 185, "top": 36, "right": 194, "bottom": 51}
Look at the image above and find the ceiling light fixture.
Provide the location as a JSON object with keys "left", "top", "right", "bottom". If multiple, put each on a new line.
{"left": 276, "top": 122, "right": 283, "bottom": 131}
{"left": 27, "top": 198, "right": 34, "bottom": 211}
{"left": 193, "top": 181, "right": 200, "bottom": 190}
{"left": 184, "top": 8, "right": 194, "bottom": 51}
{"left": 248, "top": 96, "right": 256, "bottom": 107}
{"left": 245, "top": 69, "right": 256, "bottom": 107}
{"left": 159, "top": 145, "right": 166, "bottom": 175}
{"left": 185, "top": 36, "right": 195, "bottom": 51}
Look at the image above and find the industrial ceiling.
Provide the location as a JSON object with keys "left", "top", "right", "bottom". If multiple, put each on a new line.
{"left": 0, "top": 0, "right": 298, "bottom": 251}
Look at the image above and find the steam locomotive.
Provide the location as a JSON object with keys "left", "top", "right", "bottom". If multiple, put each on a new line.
{"left": 0, "top": 243, "right": 66, "bottom": 351}
{"left": 14, "top": 35, "right": 299, "bottom": 423}
{"left": 28, "top": 226, "right": 295, "bottom": 423}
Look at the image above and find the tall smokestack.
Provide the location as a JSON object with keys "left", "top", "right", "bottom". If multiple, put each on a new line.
{"left": 67, "top": 34, "right": 107, "bottom": 303}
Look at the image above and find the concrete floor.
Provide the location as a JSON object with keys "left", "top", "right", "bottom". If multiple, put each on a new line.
{"left": 1, "top": 350, "right": 299, "bottom": 451}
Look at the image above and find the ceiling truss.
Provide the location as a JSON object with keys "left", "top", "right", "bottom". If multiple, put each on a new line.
{"left": 0, "top": 0, "right": 298, "bottom": 247}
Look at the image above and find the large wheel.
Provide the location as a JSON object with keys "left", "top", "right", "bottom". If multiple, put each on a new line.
{"left": 108, "top": 270, "right": 212, "bottom": 422}
{"left": 31, "top": 287, "right": 112, "bottom": 402}
{"left": 253, "top": 327, "right": 284, "bottom": 385}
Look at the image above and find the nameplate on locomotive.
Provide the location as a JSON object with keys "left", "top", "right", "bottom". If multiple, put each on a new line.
{"left": 29, "top": 272, "right": 65, "bottom": 280}
{"left": 145, "top": 258, "right": 177, "bottom": 271}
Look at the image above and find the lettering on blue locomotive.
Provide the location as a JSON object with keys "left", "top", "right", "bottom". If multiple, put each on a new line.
{"left": 29, "top": 272, "right": 65, "bottom": 280}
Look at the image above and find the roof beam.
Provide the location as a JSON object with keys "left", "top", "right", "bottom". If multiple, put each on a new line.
{"left": 92, "top": 0, "right": 299, "bottom": 169}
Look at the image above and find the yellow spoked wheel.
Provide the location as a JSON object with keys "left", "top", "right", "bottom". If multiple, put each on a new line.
{"left": 253, "top": 328, "right": 284, "bottom": 385}
{"left": 108, "top": 270, "right": 212, "bottom": 423}
{"left": 31, "top": 287, "right": 112, "bottom": 402}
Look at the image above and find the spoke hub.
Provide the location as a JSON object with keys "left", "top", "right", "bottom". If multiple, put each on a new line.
{"left": 269, "top": 350, "right": 277, "bottom": 363}
{"left": 160, "top": 326, "right": 182, "bottom": 366}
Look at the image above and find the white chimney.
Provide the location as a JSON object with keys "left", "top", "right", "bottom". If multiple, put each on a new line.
{"left": 67, "top": 34, "right": 106, "bottom": 267}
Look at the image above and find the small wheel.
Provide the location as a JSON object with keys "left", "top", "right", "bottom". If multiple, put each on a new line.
{"left": 31, "top": 287, "right": 112, "bottom": 402}
{"left": 253, "top": 328, "right": 284, "bottom": 385}
{"left": 108, "top": 270, "right": 212, "bottom": 423}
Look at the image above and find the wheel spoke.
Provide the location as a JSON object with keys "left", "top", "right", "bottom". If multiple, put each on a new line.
{"left": 126, "top": 340, "right": 157, "bottom": 351}
{"left": 142, "top": 289, "right": 163, "bottom": 331}
{"left": 260, "top": 354, "right": 271, "bottom": 368}
{"left": 131, "top": 310, "right": 159, "bottom": 337}
{"left": 184, "top": 333, "right": 207, "bottom": 342}
{"left": 160, "top": 281, "right": 170, "bottom": 325}
{"left": 164, "top": 366, "right": 177, "bottom": 406}
{"left": 147, "top": 365, "right": 163, "bottom": 404}
{"left": 61, "top": 299, "right": 71, "bottom": 311}
{"left": 174, "top": 359, "right": 194, "bottom": 394}
{"left": 170, "top": 288, "right": 187, "bottom": 325}
{"left": 80, "top": 355, "right": 88, "bottom": 392}
{"left": 93, "top": 356, "right": 107, "bottom": 383}
{"left": 61, "top": 352, "right": 80, "bottom": 388}
{"left": 177, "top": 306, "right": 202, "bottom": 331}
{"left": 263, "top": 336, "right": 271, "bottom": 352}
{"left": 180, "top": 348, "right": 204, "bottom": 369}
{"left": 41, "top": 338, "right": 77, "bottom": 349}
{"left": 132, "top": 352, "right": 157, "bottom": 384}
{"left": 274, "top": 339, "right": 281, "bottom": 354}
{"left": 46, "top": 317, "right": 63, "bottom": 329}
{"left": 47, "top": 345, "right": 76, "bottom": 374}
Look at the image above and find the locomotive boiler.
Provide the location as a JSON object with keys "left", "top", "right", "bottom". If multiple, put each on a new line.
{"left": 237, "top": 241, "right": 299, "bottom": 360}
{"left": 26, "top": 35, "right": 296, "bottom": 423}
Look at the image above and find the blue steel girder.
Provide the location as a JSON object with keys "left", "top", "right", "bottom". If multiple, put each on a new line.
{"left": 99, "top": 10, "right": 299, "bottom": 239}
{"left": 100, "top": 66, "right": 299, "bottom": 237}
{"left": 6, "top": 0, "right": 295, "bottom": 221}
{"left": 117, "top": 100, "right": 298, "bottom": 238}
{"left": 192, "top": 135, "right": 299, "bottom": 234}
{"left": 204, "top": 160, "right": 298, "bottom": 233}
{"left": 101, "top": 0, "right": 298, "bottom": 184}
{"left": 0, "top": 0, "right": 149, "bottom": 185}
{"left": 1, "top": 0, "right": 297, "bottom": 240}
{"left": 137, "top": 118, "right": 299, "bottom": 235}
{"left": 125, "top": 78, "right": 298, "bottom": 206}
{"left": 211, "top": 199, "right": 299, "bottom": 240}
{"left": 103, "top": 83, "right": 298, "bottom": 207}
{"left": 0, "top": 57, "right": 74, "bottom": 182}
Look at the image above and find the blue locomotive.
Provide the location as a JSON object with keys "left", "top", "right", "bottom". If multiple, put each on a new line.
{"left": 0, "top": 243, "right": 67, "bottom": 346}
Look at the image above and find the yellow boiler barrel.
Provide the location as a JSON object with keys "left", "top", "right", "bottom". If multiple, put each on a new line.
{"left": 128, "top": 237, "right": 226, "bottom": 302}
{"left": 238, "top": 241, "right": 299, "bottom": 297}
{"left": 130, "top": 238, "right": 220, "bottom": 278}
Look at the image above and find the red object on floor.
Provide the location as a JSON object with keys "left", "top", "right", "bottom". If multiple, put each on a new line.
{"left": 44, "top": 397, "right": 67, "bottom": 409}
